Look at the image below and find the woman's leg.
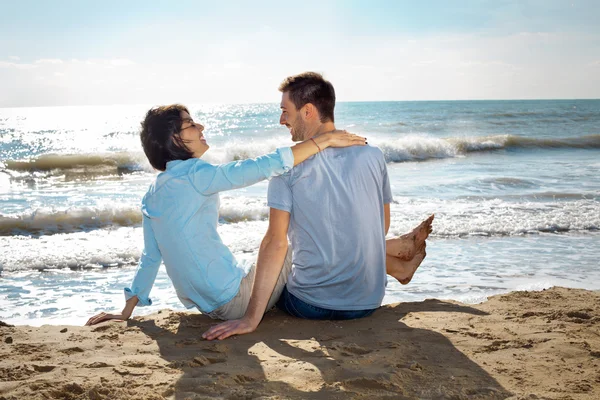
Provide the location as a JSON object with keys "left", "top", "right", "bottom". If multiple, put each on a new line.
{"left": 206, "top": 247, "right": 292, "bottom": 320}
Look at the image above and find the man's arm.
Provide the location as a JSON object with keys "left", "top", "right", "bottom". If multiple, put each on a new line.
{"left": 384, "top": 203, "right": 390, "bottom": 235}
{"left": 202, "top": 208, "right": 291, "bottom": 340}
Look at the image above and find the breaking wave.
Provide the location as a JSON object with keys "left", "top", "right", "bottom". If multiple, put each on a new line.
{"left": 2, "top": 135, "right": 598, "bottom": 177}
{"left": 0, "top": 200, "right": 269, "bottom": 236}
{"left": 377, "top": 134, "right": 600, "bottom": 163}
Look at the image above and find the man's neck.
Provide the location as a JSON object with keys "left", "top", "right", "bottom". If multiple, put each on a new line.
{"left": 305, "top": 122, "right": 336, "bottom": 140}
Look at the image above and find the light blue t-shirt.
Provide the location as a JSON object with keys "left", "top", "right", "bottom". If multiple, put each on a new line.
{"left": 267, "top": 145, "right": 393, "bottom": 310}
{"left": 125, "top": 147, "right": 294, "bottom": 313}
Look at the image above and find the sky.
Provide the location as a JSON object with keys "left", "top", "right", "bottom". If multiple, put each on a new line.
{"left": 0, "top": 0, "right": 599, "bottom": 107}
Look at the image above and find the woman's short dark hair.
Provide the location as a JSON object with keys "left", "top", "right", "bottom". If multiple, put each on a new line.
{"left": 140, "top": 104, "right": 195, "bottom": 171}
{"left": 278, "top": 72, "right": 335, "bottom": 123}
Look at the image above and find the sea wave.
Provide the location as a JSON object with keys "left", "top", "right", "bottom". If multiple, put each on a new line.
{"left": 387, "top": 198, "right": 600, "bottom": 238}
{"left": 2, "top": 135, "right": 599, "bottom": 176}
{"left": 0, "top": 200, "right": 269, "bottom": 236}
{"left": 0, "top": 206, "right": 143, "bottom": 236}
{"left": 2, "top": 152, "right": 150, "bottom": 176}
{"left": 2, "top": 197, "right": 599, "bottom": 239}
{"left": 377, "top": 134, "right": 600, "bottom": 163}
{"left": 1, "top": 197, "right": 599, "bottom": 271}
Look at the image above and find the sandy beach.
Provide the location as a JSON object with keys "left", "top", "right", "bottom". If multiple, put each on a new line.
{"left": 1, "top": 286, "right": 599, "bottom": 399}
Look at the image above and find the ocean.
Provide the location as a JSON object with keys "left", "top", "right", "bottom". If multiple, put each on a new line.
{"left": 1, "top": 100, "right": 599, "bottom": 326}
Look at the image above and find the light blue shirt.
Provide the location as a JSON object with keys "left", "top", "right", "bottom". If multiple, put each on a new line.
{"left": 268, "top": 145, "right": 392, "bottom": 310}
{"left": 125, "top": 147, "right": 294, "bottom": 313}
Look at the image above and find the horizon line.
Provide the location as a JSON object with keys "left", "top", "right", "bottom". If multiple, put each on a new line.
{"left": 2, "top": 97, "right": 600, "bottom": 110}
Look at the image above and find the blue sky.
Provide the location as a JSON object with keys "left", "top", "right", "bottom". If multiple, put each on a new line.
{"left": 1, "top": 0, "right": 599, "bottom": 107}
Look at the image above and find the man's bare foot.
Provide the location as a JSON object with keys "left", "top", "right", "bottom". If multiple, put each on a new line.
{"left": 386, "top": 214, "right": 434, "bottom": 260}
{"left": 386, "top": 242, "right": 426, "bottom": 285}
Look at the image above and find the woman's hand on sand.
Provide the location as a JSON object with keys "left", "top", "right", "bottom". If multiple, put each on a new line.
{"left": 85, "top": 311, "right": 129, "bottom": 326}
{"left": 202, "top": 317, "right": 258, "bottom": 341}
{"left": 321, "top": 130, "right": 367, "bottom": 149}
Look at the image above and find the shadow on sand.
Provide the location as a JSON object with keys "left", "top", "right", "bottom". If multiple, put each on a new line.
{"left": 130, "top": 299, "right": 511, "bottom": 399}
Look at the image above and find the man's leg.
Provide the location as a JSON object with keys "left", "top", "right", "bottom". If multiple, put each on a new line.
{"left": 386, "top": 242, "right": 426, "bottom": 285}
{"left": 277, "top": 286, "right": 376, "bottom": 320}
{"left": 386, "top": 214, "right": 433, "bottom": 260}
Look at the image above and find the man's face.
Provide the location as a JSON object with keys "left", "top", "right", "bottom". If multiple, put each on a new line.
{"left": 280, "top": 92, "right": 308, "bottom": 142}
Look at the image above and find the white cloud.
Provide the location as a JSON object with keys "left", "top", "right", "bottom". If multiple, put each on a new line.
{"left": 1, "top": 30, "right": 599, "bottom": 107}
{"left": 108, "top": 59, "right": 135, "bottom": 67}
{"left": 0, "top": 61, "right": 36, "bottom": 70}
{"left": 8, "top": 56, "right": 20, "bottom": 61}
{"left": 35, "top": 59, "right": 64, "bottom": 64}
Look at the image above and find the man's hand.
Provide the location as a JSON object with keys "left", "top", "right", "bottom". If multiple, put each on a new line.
{"left": 202, "top": 317, "right": 259, "bottom": 341}
{"left": 85, "top": 311, "right": 129, "bottom": 326}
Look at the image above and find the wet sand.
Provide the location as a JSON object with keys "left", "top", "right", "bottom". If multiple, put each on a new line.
{"left": 1, "top": 287, "right": 599, "bottom": 399}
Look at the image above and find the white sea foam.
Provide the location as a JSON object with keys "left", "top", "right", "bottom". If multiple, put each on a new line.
{"left": 389, "top": 197, "right": 600, "bottom": 237}
{"left": 0, "top": 227, "right": 141, "bottom": 272}
{"left": 0, "top": 197, "right": 271, "bottom": 236}
{"left": 1, "top": 197, "right": 598, "bottom": 272}
{"left": 0, "top": 205, "right": 142, "bottom": 236}
{"left": 1, "top": 195, "right": 597, "bottom": 239}
{"left": 4, "top": 135, "right": 599, "bottom": 178}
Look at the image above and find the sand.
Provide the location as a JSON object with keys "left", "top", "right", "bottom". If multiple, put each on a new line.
{"left": 1, "top": 286, "right": 599, "bottom": 399}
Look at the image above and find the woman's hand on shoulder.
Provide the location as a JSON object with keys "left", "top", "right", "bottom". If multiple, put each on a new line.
{"left": 321, "top": 130, "right": 367, "bottom": 149}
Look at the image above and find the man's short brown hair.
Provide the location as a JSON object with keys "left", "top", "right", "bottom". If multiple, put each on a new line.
{"left": 279, "top": 72, "right": 335, "bottom": 123}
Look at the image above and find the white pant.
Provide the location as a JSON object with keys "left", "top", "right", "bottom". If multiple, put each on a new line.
{"left": 206, "top": 248, "right": 293, "bottom": 320}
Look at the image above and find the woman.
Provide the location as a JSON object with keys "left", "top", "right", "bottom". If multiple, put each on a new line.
{"left": 85, "top": 104, "right": 366, "bottom": 325}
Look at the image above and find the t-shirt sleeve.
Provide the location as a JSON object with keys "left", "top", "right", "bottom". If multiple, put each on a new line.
{"left": 267, "top": 175, "right": 293, "bottom": 213}
{"left": 382, "top": 157, "right": 393, "bottom": 204}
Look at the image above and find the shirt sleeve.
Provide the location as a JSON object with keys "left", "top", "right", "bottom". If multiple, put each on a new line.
{"left": 191, "top": 147, "right": 294, "bottom": 195}
{"left": 267, "top": 175, "right": 293, "bottom": 213}
{"left": 124, "top": 213, "right": 162, "bottom": 306}
{"left": 382, "top": 157, "right": 393, "bottom": 204}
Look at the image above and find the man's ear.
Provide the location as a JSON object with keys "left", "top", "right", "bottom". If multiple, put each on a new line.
{"left": 303, "top": 103, "right": 319, "bottom": 121}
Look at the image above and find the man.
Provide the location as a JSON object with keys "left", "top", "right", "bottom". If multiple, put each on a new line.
{"left": 203, "top": 72, "right": 431, "bottom": 340}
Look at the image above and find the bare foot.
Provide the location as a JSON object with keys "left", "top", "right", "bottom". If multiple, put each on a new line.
{"left": 386, "top": 242, "right": 426, "bottom": 285}
{"left": 386, "top": 214, "right": 434, "bottom": 260}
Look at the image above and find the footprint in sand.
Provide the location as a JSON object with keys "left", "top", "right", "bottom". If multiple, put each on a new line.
{"left": 13, "top": 343, "right": 47, "bottom": 355}
{"left": 343, "top": 376, "right": 403, "bottom": 393}
{"left": 32, "top": 364, "right": 57, "bottom": 373}
{"left": 330, "top": 342, "right": 372, "bottom": 356}
{"left": 566, "top": 311, "right": 592, "bottom": 321}
{"left": 98, "top": 333, "right": 119, "bottom": 341}
{"left": 234, "top": 374, "right": 256, "bottom": 384}
{"left": 190, "top": 355, "right": 226, "bottom": 367}
{"left": 84, "top": 361, "right": 113, "bottom": 368}
{"left": 59, "top": 347, "right": 85, "bottom": 355}
{"left": 121, "top": 360, "right": 147, "bottom": 368}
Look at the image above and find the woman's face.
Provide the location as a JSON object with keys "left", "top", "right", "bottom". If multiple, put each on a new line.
{"left": 178, "top": 111, "right": 209, "bottom": 158}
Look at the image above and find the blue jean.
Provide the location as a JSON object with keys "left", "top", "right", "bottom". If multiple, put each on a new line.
{"left": 276, "top": 286, "right": 377, "bottom": 320}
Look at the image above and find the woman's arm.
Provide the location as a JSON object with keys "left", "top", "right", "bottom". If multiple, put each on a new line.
{"left": 85, "top": 214, "right": 161, "bottom": 326}
{"left": 289, "top": 131, "right": 366, "bottom": 166}
{"left": 85, "top": 296, "right": 139, "bottom": 325}
{"left": 193, "top": 131, "right": 366, "bottom": 195}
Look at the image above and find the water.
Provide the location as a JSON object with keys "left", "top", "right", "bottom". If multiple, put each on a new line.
{"left": 1, "top": 100, "right": 599, "bottom": 326}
